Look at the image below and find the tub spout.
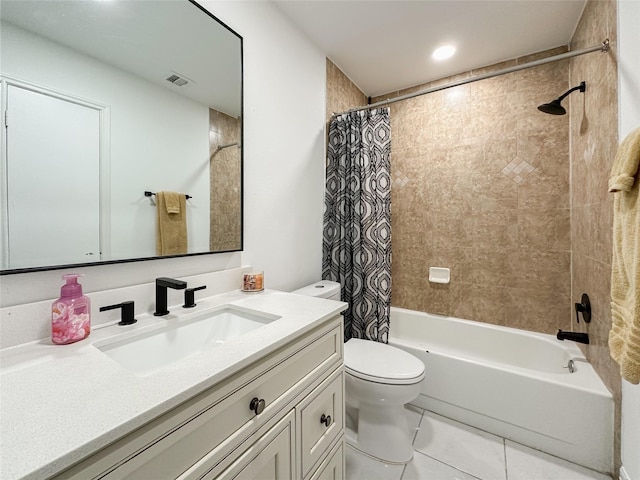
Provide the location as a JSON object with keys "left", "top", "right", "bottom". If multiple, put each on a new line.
{"left": 556, "top": 329, "right": 589, "bottom": 344}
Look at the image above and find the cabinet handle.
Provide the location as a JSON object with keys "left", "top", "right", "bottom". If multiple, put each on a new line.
{"left": 320, "top": 414, "right": 332, "bottom": 427}
{"left": 249, "top": 397, "right": 266, "bottom": 415}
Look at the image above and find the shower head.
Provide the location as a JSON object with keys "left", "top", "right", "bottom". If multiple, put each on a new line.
{"left": 537, "top": 81, "right": 586, "bottom": 115}
{"left": 538, "top": 99, "right": 567, "bottom": 115}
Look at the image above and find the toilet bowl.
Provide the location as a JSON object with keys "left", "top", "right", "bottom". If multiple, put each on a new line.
{"left": 292, "top": 281, "right": 425, "bottom": 464}
{"left": 344, "top": 338, "right": 425, "bottom": 464}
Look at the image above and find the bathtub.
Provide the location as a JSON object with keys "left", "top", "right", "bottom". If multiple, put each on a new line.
{"left": 388, "top": 307, "right": 614, "bottom": 474}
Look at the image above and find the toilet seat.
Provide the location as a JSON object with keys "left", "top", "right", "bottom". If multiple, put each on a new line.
{"left": 345, "top": 338, "right": 425, "bottom": 385}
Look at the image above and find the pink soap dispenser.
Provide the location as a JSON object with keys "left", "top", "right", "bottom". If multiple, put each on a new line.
{"left": 51, "top": 274, "right": 91, "bottom": 345}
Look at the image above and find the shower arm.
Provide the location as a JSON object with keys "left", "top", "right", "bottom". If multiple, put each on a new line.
{"left": 215, "top": 142, "right": 239, "bottom": 152}
{"left": 556, "top": 82, "right": 586, "bottom": 102}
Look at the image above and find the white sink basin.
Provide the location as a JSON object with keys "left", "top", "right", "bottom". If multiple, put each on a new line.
{"left": 95, "top": 305, "right": 280, "bottom": 376}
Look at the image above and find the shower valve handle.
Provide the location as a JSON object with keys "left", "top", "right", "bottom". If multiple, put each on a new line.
{"left": 574, "top": 293, "right": 591, "bottom": 323}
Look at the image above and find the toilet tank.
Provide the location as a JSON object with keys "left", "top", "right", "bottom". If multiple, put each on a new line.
{"left": 291, "top": 280, "right": 341, "bottom": 301}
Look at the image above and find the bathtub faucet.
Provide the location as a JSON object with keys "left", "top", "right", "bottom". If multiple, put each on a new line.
{"left": 556, "top": 329, "right": 589, "bottom": 344}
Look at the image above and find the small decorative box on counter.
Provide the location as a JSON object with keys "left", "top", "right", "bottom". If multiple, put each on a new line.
{"left": 242, "top": 271, "right": 264, "bottom": 292}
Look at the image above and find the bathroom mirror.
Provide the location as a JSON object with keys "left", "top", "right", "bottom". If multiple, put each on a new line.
{"left": 0, "top": 0, "right": 243, "bottom": 274}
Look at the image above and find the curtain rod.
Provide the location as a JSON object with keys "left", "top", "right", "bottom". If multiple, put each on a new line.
{"left": 334, "top": 39, "right": 609, "bottom": 116}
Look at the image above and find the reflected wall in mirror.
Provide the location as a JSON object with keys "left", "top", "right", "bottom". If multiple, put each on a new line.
{"left": 0, "top": 0, "right": 243, "bottom": 273}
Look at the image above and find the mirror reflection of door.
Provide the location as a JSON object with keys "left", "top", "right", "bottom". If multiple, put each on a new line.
{"left": 4, "top": 84, "right": 101, "bottom": 269}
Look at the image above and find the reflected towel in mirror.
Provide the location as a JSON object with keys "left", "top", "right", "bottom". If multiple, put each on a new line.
{"left": 156, "top": 191, "right": 187, "bottom": 256}
{"left": 164, "top": 191, "right": 181, "bottom": 214}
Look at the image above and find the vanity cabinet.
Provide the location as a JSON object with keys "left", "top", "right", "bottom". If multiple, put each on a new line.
{"left": 54, "top": 317, "right": 344, "bottom": 480}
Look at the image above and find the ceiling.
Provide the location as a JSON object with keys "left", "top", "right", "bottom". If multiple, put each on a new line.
{"left": 273, "top": 0, "right": 588, "bottom": 97}
{"left": 1, "top": 0, "right": 242, "bottom": 117}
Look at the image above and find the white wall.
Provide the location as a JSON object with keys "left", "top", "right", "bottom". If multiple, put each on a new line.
{"left": 1, "top": 22, "right": 211, "bottom": 259}
{"left": 203, "top": 1, "right": 327, "bottom": 292}
{"left": 0, "top": 1, "right": 326, "bottom": 307}
{"left": 618, "top": 2, "right": 640, "bottom": 479}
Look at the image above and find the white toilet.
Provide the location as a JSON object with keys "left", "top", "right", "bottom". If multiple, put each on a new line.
{"left": 292, "top": 281, "right": 425, "bottom": 464}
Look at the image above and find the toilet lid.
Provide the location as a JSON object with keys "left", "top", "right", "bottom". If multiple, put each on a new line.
{"left": 344, "top": 338, "right": 425, "bottom": 385}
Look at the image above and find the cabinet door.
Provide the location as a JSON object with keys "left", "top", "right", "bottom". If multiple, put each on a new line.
{"left": 298, "top": 368, "right": 344, "bottom": 479}
{"left": 202, "top": 411, "right": 294, "bottom": 480}
{"left": 309, "top": 442, "right": 344, "bottom": 480}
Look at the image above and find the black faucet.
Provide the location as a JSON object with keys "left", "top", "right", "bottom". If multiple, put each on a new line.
{"left": 154, "top": 277, "right": 187, "bottom": 316}
{"left": 557, "top": 329, "right": 589, "bottom": 344}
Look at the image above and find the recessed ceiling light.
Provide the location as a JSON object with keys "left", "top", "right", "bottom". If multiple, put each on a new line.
{"left": 432, "top": 45, "right": 456, "bottom": 61}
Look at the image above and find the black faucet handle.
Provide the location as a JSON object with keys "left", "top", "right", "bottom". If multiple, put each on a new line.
{"left": 99, "top": 301, "right": 137, "bottom": 326}
{"left": 184, "top": 285, "right": 207, "bottom": 308}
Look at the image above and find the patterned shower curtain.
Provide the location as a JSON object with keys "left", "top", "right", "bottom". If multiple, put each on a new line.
{"left": 322, "top": 108, "right": 392, "bottom": 343}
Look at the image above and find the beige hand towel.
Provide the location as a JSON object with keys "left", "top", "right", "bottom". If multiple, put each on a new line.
{"left": 156, "top": 191, "right": 187, "bottom": 256}
{"left": 609, "top": 126, "right": 640, "bottom": 384}
{"left": 164, "top": 191, "right": 181, "bottom": 214}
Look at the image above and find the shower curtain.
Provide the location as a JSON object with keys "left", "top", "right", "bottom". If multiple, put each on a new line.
{"left": 322, "top": 108, "right": 392, "bottom": 343}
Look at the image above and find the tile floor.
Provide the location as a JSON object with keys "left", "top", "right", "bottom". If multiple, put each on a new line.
{"left": 345, "top": 406, "right": 612, "bottom": 480}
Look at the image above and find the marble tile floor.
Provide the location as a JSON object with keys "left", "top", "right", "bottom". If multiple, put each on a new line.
{"left": 345, "top": 405, "right": 612, "bottom": 480}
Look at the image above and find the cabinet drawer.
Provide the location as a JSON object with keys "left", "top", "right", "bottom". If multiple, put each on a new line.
{"left": 56, "top": 319, "right": 343, "bottom": 480}
{"left": 203, "top": 410, "right": 295, "bottom": 480}
{"left": 309, "top": 441, "right": 344, "bottom": 480}
{"left": 298, "top": 368, "right": 344, "bottom": 479}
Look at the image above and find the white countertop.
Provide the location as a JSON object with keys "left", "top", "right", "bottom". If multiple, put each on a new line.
{"left": 0, "top": 289, "right": 346, "bottom": 480}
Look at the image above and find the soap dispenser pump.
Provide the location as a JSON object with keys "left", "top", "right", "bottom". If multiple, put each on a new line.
{"left": 51, "top": 274, "right": 91, "bottom": 345}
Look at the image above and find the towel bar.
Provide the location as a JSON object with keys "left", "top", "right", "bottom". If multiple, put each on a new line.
{"left": 144, "top": 191, "right": 192, "bottom": 200}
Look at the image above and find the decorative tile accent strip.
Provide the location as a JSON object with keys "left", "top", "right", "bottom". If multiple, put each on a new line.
{"left": 394, "top": 174, "right": 409, "bottom": 188}
{"left": 501, "top": 159, "right": 535, "bottom": 184}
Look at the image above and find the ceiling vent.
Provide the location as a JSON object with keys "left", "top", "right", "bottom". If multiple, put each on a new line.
{"left": 166, "top": 74, "right": 189, "bottom": 87}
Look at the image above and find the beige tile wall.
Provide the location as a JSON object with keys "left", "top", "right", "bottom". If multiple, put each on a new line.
{"left": 569, "top": 0, "right": 620, "bottom": 471}
{"left": 373, "top": 49, "right": 572, "bottom": 335}
{"left": 209, "top": 108, "right": 241, "bottom": 251}
{"left": 326, "top": 59, "right": 367, "bottom": 126}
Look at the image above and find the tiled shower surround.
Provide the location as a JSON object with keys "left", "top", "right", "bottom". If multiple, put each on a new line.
{"left": 326, "top": 59, "right": 367, "bottom": 127}
{"left": 209, "top": 108, "right": 241, "bottom": 251}
{"left": 373, "top": 49, "right": 573, "bottom": 334}
{"left": 326, "top": 0, "right": 620, "bottom": 471}
{"left": 569, "top": 0, "right": 620, "bottom": 469}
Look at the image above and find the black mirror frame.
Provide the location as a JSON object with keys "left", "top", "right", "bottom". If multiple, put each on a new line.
{"left": 0, "top": 0, "right": 244, "bottom": 276}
